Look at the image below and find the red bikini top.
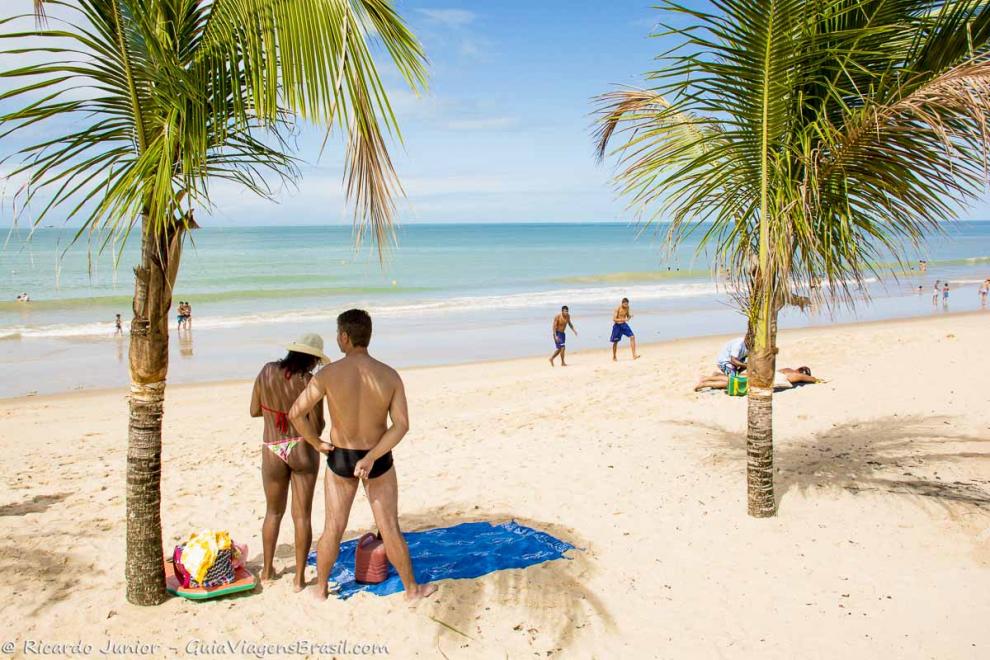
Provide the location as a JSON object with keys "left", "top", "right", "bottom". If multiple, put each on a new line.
{"left": 261, "top": 367, "right": 299, "bottom": 434}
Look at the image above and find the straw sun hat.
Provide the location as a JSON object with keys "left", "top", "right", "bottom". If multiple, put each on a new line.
{"left": 285, "top": 333, "right": 330, "bottom": 365}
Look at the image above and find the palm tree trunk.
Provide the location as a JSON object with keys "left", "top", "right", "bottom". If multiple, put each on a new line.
{"left": 746, "top": 299, "right": 778, "bottom": 517}
{"left": 125, "top": 217, "right": 182, "bottom": 605}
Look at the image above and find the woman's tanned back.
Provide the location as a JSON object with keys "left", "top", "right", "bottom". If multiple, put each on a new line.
{"left": 319, "top": 353, "right": 398, "bottom": 450}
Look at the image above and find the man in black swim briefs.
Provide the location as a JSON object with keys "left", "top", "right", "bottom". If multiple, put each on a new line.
{"left": 289, "top": 309, "right": 438, "bottom": 602}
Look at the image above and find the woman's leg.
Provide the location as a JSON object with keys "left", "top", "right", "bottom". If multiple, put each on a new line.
{"left": 261, "top": 448, "right": 291, "bottom": 580}
{"left": 288, "top": 444, "right": 320, "bottom": 592}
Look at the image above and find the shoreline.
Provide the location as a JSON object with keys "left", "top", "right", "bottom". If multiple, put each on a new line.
{"left": 6, "top": 307, "right": 985, "bottom": 402}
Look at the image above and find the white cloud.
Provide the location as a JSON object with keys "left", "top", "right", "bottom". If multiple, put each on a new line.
{"left": 416, "top": 9, "right": 477, "bottom": 28}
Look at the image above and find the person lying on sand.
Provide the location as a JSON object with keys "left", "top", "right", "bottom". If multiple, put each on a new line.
{"left": 694, "top": 366, "right": 822, "bottom": 392}
{"left": 610, "top": 297, "right": 640, "bottom": 361}
{"left": 250, "top": 334, "right": 328, "bottom": 591}
{"left": 289, "top": 309, "right": 438, "bottom": 603}
{"left": 550, "top": 305, "right": 577, "bottom": 367}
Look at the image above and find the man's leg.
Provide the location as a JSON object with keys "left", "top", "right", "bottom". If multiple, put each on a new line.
{"left": 560, "top": 346, "right": 567, "bottom": 366}
{"left": 611, "top": 341, "right": 618, "bottom": 361}
{"left": 364, "top": 468, "right": 438, "bottom": 601}
{"left": 312, "top": 470, "right": 359, "bottom": 600}
{"left": 550, "top": 347, "right": 561, "bottom": 366}
{"left": 630, "top": 335, "right": 639, "bottom": 359}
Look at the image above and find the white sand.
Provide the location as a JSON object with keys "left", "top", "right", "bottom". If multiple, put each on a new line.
{"left": 1, "top": 313, "right": 988, "bottom": 658}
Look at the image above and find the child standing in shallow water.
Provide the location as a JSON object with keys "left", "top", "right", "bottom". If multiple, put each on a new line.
{"left": 942, "top": 282, "right": 950, "bottom": 307}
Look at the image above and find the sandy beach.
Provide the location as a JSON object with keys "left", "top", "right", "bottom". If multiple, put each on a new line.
{"left": 1, "top": 312, "right": 988, "bottom": 659}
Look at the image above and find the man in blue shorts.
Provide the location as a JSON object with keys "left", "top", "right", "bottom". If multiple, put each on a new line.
{"left": 550, "top": 305, "right": 577, "bottom": 366}
{"left": 610, "top": 298, "right": 640, "bottom": 361}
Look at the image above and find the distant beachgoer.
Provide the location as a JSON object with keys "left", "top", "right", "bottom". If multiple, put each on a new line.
{"left": 979, "top": 279, "right": 989, "bottom": 307}
{"left": 932, "top": 280, "right": 941, "bottom": 306}
{"left": 17, "top": 292, "right": 30, "bottom": 303}
{"left": 695, "top": 366, "right": 820, "bottom": 392}
{"left": 289, "top": 309, "right": 438, "bottom": 602}
{"left": 717, "top": 336, "right": 748, "bottom": 376}
{"left": 176, "top": 301, "right": 186, "bottom": 331}
{"left": 942, "top": 282, "right": 950, "bottom": 306}
{"left": 919, "top": 259, "right": 928, "bottom": 272}
{"left": 550, "top": 305, "right": 577, "bottom": 367}
{"left": 250, "top": 333, "right": 329, "bottom": 591}
{"left": 184, "top": 301, "right": 192, "bottom": 329}
{"left": 610, "top": 297, "right": 639, "bottom": 361}
{"left": 114, "top": 314, "right": 123, "bottom": 336}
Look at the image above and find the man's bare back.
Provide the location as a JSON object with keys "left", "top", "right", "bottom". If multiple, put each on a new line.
{"left": 314, "top": 353, "right": 399, "bottom": 451}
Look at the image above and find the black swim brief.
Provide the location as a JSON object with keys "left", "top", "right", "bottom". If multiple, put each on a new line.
{"left": 327, "top": 447, "right": 393, "bottom": 479}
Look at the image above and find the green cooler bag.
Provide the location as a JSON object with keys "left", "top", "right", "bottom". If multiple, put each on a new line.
{"left": 726, "top": 374, "right": 748, "bottom": 396}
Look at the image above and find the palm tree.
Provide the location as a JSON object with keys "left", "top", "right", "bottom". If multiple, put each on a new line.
{"left": 2, "top": 0, "right": 425, "bottom": 603}
{"left": 596, "top": 0, "right": 990, "bottom": 517}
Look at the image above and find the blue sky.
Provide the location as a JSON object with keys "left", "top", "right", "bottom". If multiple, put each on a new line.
{"left": 3, "top": 2, "right": 990, "bottom": 227}
{"left": 205, "top": 1, "right": 666, "bottom": 225}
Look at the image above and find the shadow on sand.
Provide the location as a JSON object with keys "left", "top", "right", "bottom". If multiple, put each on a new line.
{"left": 0, "top": 492, "right": 71, "bottom": 517}
{"left": 264, "top": 506, "right": 613, "bottom": 652}
{"left": 671, "top": 415, "right": 990, "bottom": 513}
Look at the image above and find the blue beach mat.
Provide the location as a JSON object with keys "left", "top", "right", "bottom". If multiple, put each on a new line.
{"left": 306, "top": 520, "right": 574, "bottom": 599}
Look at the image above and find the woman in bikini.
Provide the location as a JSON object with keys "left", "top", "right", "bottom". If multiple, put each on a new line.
{"left": 250, "top": 333, "right": 329, "bottom": 591}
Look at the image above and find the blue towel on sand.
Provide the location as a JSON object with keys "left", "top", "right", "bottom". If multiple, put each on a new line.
{"left": 306, "top": 520, "right": 574, "bottom": 599}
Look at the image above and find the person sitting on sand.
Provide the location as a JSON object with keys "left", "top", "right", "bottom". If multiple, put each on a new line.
{"left": 610, "top": 297, "right": 640, "bottom": 361}
{"left": 250, "top": 333, "right": 329, "bottom": 591}
{"left": 550, "top": 305, "right": 577, "bottom": 367}
{"left": 289, "top": 309, "right": 438, "bottom": 602}
{"left": 695, "top": 366, "right": 821, "bottom": 392}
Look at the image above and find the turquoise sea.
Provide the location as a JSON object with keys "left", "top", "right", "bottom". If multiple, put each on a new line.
{"left": 2, "top": 222, "right": 989, "bottom": 397}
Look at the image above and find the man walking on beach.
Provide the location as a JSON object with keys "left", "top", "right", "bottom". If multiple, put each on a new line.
{"left": 114, "top": 314, "right": 123, "bottom": 337}
{"left": 610, "top": 297, "right": 640, "bottom": 361}
{"left": 289, "top": 309, "right": 437, "bottom": 602}
{"left": 550, "top": 305, "right": 577, "bottom": 367}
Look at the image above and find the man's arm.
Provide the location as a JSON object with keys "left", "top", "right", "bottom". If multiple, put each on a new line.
{"left": 288, "top": 377, "right": 332, "bottom": 454}
{"left": 567, "top": 318, "right": 577, "bottom": 334}
{"left": 730, "top": 356, "right": 747, "bottom": 369}
{"left": 249, "top": 373, "right": 262, "bottom": 417}
{"left": 353, "top": 375, "right": 409, "bottom": 479}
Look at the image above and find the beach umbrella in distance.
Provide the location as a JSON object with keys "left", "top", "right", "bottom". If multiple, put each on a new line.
{"left": 2, "top": 0, "right": 426, "bottom": 604}
{"left": 595, "top": 0, "right": 990, "bottom": 517}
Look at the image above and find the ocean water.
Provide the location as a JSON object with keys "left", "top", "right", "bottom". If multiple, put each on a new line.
{"left": 1, "top": 222, "right": 989, "bottom": 397}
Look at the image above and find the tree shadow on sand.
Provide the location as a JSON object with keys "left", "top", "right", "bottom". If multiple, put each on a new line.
{"left": 397, "top": 507, "right": 615, "bottom": 653}
{"left": 0, "top": 492, "right": 71, "bottom": 517}
{"left": 270, "top": 506, "right": 613, "bottom": 653}
{"left": 671, "top": 415, "right": 990, "bottom": 513}
{"left": 0, "top": 537, "right": 91, "bottom": 617}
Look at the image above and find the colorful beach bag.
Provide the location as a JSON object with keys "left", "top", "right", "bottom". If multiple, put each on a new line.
{"left": 726, "top": 374, "right": 748, "bottom": 396}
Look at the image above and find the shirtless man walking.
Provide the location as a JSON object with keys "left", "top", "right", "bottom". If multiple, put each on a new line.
{"left": 550, "top": 305, "right": 577, "bottom": 367}
{"left": 610, "top": 297, "right": 640, "bottom": 361}
{"left": 289, "top": 309, "right": 437, "bottom": 602}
